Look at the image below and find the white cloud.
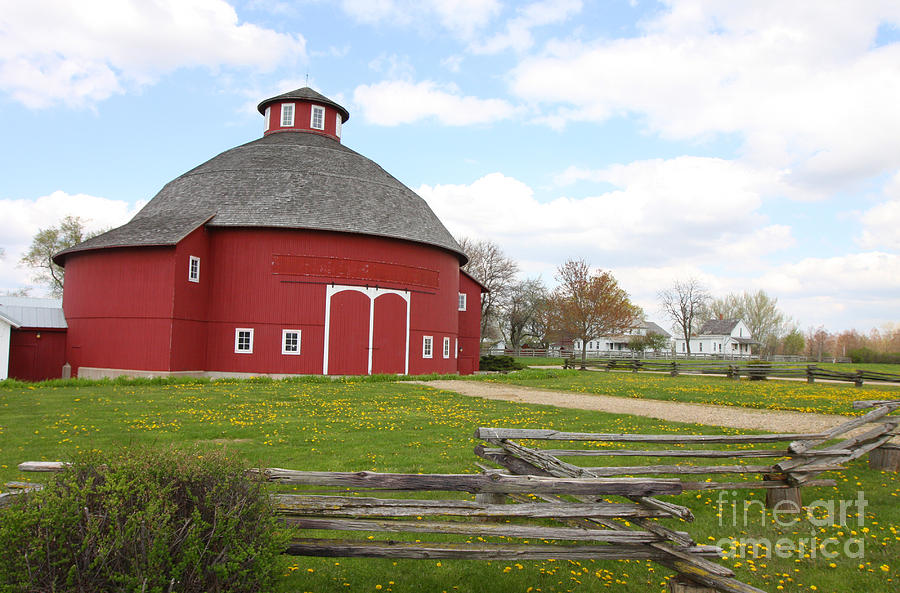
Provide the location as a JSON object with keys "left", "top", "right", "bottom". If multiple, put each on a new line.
{"left": 470, "top": 0, "right": 583, "bottom": 54}
{"left": 858, "top": 171, "right": 900, "bottom": 251}
{"left": 353, "top": 80, "right": 514, "bottom": 126}
{"left": 419, "top": 156, "right": 793, "bottom": 267}
{"left": 0, "top": 0, "right": 305, "bottom": 108}
{"left": 0, "top": 191, "right": 141, "bottom": 292}
{"left": 340, "top": 0, "right": 501, "bottom": 39}
{"left": 509, "top": 1, "right": 900, "bottom": 194}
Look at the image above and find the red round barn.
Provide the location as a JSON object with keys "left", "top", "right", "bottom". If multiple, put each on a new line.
{"left": 55, "top": 87, "right": 484, "bottom": 378}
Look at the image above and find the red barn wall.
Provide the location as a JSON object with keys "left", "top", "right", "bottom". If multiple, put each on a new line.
{"left": 8, "top": 329, "right": 67, "bottom": 381}
{"left": 170, "top": 226, "right": 211, "bottom": 371}
{"left": 457, "top": 272, "right": 483, "bottom": 375}
{"left": 63, "top": 247, "right": 176, "bottom": 375}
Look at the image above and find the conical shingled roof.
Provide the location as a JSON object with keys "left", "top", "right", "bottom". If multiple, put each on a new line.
{"left": 257, "top": 86, "right": 350, "bottom": 122}
{"left": 56, "top": 131, "right": 465, "bottom": 264}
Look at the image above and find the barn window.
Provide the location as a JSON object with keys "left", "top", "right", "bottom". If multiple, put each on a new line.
{"left": 264, "top": 106, "right": 271, "bottom": 130}
{"left": 311, "top": 105, "right": 325, "bottom": 130}
{"left": 282, "top": 330, "right": 301, "bottom": 355}
{"left": 423, "top": 336, "right": 433, "bottom": 359}
{"left": 188, "top": 256, "right": 200, "bottom": 283}
{"left": 335, "top": 115, "right": 342, "bottom": 138}
{"left": 454, "top": 338, "right": 458, "bottom": 358}
{"left": 443, "top": 337, "right": 451, "bottom": 358}
{"left": 281, "top": 103, "right": 294, "bottom": 127}
{"left": 235, "top": 328, "right": 254, "bottom": 354}
{"left": 458, "top": 292, "right": 466, "bottom": 311}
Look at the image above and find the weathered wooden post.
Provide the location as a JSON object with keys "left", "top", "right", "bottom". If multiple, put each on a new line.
{"left": 854, "top": 370, "right": 864, "bottom": 388}
{"left": 764, "top": 475, "right": 802, "bottom": 513}
{"left": 806, "top": 365, "right": 815, "bottom": 384}
{"left": 869, "top": 443, "right": 900, "bottom": 472}
{"left": 667, "top": 576, "right": 719, "bottom": 593}
{"left": 670, "top": 361, "right": 679, "bottom": 377}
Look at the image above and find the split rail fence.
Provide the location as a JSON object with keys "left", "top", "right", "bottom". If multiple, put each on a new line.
{"left": 563, "top": 358, "right": 900, "bottom": 386}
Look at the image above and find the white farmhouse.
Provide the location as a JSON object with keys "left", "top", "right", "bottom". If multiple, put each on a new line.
{"left": 673, "top": 318, "right": 756, "bottom": 357}
{"left": 573, "top": 321, "right": 672, "bottom": 354}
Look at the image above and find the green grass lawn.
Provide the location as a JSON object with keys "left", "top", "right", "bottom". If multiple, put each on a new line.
{"left": 0, "top": 377, "right": 897, "bottom": 593}
{"left": 512, "top": 356, "right": 900, "bottom": 375}
{"left": 468, "top": 369, "right": 900, "bottom": 415}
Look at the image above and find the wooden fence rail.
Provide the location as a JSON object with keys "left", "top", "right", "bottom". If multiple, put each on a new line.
{"left": 562, "top": 358, "right": 900, "bottom": 386}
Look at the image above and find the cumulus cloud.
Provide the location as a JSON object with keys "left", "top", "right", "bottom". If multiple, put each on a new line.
{"left": 419, "top": 156, "right": 794, "bottom": 267}
{"left": 340, "top": 0, "right": 501, "bottom": 39}
{"left": 858, "top": 171, "right": 900, "bottom": 251}
{"left": 0, "top": 191, "right": 141, "bottom": 292}
{"left": 509, "top": 1, "right": 900, "bottom": 194}
{"left": 0, "top": 0, "right": 305, "bottom": 108}
{"left": 470, "top": 0, "right": 583, "bottom": 54}
{"left": 353, "top": 80, "right": 514, "bottom": 126}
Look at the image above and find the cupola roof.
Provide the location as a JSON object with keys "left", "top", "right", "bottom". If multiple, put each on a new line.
{"left": 257, "top": 86, "right": 350, "bottom": 123}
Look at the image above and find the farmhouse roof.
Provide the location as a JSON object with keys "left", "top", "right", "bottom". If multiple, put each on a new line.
{"left": 257, "top": 86, "right": 350, "bottom": 122}
{"left": 641, "top": 321, "right": 671, "bottom": 338}
{"left": 55, "top": 126, "right": 464, "bottom": 264}
{"left": 0, "top": 297, "right": 66, "bottom": 329}
{"left": 698, "top": 318, "right": 741, "bottom": 336}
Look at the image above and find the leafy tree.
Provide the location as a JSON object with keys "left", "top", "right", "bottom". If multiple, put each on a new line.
{"left": 20, "top": 216, "right": 102, "bottom": 297}
{"left": 545, "top": 259, "right": 641, "bottom": 369}
{"left": 499, "top": 277, "right": 548, "bottom": 352}
{"left": 458, "top": 237, "right": 519, "bottom": 341}
{"left": 628, "top": 332, "right": 671, "bottom": 354}
{"left": 703, "top": 290, "right": 789, "bottom": 355}
{"left": 658, "top": 278, "right": 709, "bottom": 356}
{"left": 781, "top": 327, "right": 805, "bottom": 355}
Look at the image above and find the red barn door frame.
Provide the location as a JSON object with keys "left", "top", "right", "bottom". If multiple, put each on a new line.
{"left": 322, "top": 285, "right": 410, "bottom": 375}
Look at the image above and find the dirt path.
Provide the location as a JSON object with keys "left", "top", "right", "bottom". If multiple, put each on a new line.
{"left": 411, "top": 379, "right": 851, "bottom": 433}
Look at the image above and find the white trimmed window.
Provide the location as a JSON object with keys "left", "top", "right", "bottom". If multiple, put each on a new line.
{"left": 281, "top": 103, "right": 294, "bottom": 127}
{"left": 188, "top": 256, "right": 200, "bottom": 283}
{"left": 443, "top": 337, "right": 451, "bottom": 358}
{"left": 335, "top": 116, "right": 342, "bottom": 138}
{"left": 423, "top": 335, "right": 433, "bottom": 359}
{"left": 235, "top": 328, "right": 254, "bottom": 354}
{"left": 264, "top": 106, "right": 271, "bottom": 130}
{"left": 454, "top": 338, "right": 458, "bottom": 358}
{"left": 458, "top": 292, "right": 466, "bottom": 311}
{"left": 282, "top": 329, "right": 301, "bottom": 355}
{"left": 310, "top": 105, "right": 325, "bottom": 130}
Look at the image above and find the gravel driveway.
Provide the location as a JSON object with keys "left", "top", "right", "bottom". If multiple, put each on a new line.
{"left": 411, "top": 379, "right": 854, "bottom": 434}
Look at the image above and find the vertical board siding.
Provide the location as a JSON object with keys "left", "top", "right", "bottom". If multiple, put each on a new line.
{"left": 327, "top": 290, "right": 370, "bottom": 375}
{"left": 7, "top": 329, "right": 67, "bottom": 381}
{"left": 372, "top": 292, "right": 407, "bottom": 374}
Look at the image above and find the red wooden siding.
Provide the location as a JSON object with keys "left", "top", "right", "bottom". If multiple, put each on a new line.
{"left": 457, "top": 271, "right": 485, "bottom": 375}
{"left": 263, "top": 101, "right": 342, "bottom": 141}
{"left": 372, "top": 292, "right": 407, "bottom": 374}
{"left": 8, "top": 329, "right": 66, "bottom": 381}
{"left": 327, "top": 290, "right": 369, "bottom": 375}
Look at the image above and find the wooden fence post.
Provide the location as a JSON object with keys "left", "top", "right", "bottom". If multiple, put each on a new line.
{"left": 854, "top": 371, "right": 864, "bottom": 388}
{"left": 667, "top": 576, "right": 719, "bottom": 593}
{"left": 670, "top": 361, "right": 679, "bottom": 377}
{"left": 869, "top": 443, "right": 900, "bottom": 472}
{"left": 764, "top": 475, "right": 802, "bottom": 513}
{"left": 806, "top": 365, "right": 815, "bottom": 384}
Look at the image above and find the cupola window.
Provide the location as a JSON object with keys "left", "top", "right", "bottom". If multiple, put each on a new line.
{"left": 264, "top": 107, "right": 271, "bottom": 131}
{"left": 281, "top": 103, "right": 294, "bottom": 127}
{"left": 311, "top": 105, "right": 325, "bottom": 130}
{"left": 335, "top": 116, "right": 342, "bottom": 138}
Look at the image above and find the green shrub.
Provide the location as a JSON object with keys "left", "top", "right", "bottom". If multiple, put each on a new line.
{"left": 848, "top": 347, "right": 900, "bottom": 364}
{"left": 0, "top": 446, "right": 286, "bottom": 593}
{"left": 479, "top": 355, "right": 526, "bottom": 371}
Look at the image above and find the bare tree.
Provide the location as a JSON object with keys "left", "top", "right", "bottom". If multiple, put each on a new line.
{"left": 457, "top": 237, "right": 519, "bottom": 340}
{"left": 20, "top": 216, "right": 103, "bottom": 297}
{"left": 545, "top": 259, "right": 641, "bottom": 369}
{"left": 658, "top": 278, "right": 709, "bottom": 356}
{"left": 499, "top": 277, "right": 548, "bottom": 352}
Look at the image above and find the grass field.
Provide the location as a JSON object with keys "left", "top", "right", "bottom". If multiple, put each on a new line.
{"left": 511, "top": 356, "right": 900, "bottom": 375}
{"left": 0, "top": 376, "right": 897, "bottom": 592}
{"left": 473, "top": 368, "right": 900, "bottom": 415}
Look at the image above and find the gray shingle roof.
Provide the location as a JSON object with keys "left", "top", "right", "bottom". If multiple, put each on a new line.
{"left": 257, "top": 87, "right": 350, "bottom": 122}
{"left": 698, "top": 319, "right": 741, "bottom": 336}
{"left": 56, "top": 131, "right": 464, "bottom": 264}
{"left": 641, "top": 321, "right": 671, "bottom": 338}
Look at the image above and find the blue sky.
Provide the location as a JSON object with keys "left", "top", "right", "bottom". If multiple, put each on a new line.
{"left": 1, "top": 0, "right": 899, "bottom": 333}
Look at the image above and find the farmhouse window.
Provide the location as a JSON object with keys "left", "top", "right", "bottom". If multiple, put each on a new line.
{"left": 311, "top": 105, "right": 325, "bottom": 130}
{"left": 235, "top": 328, "right": 254, "bottom": 354}
{"left": 281, "top": 103, "right": 294, "bottom": 127}
{"left": 423, "top": 336, "right": 433, "bottom": 359}
{"left": 443, "top": 337, "right": 451, "bottom": 358}
{"left": 458, "top": 292, "right": 466, "bottom": 311}
{"left": 282, "top": 330, "right": 301, "bottom": 355}
{"left": 188, "top": 256, "right": 200, "bottom": 283}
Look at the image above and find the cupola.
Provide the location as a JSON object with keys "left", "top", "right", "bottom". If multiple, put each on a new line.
{"left": 257, "top": 87, "right": 350, "bottom": 142}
